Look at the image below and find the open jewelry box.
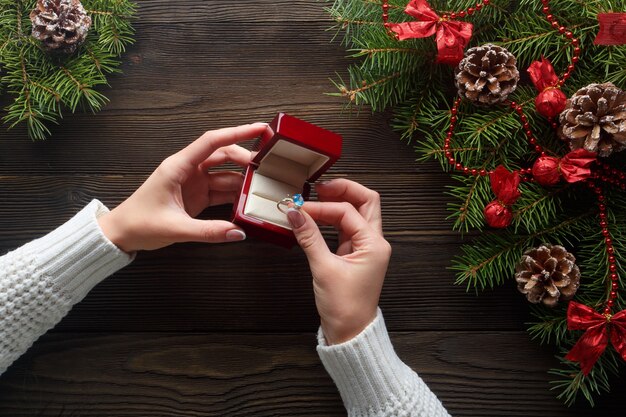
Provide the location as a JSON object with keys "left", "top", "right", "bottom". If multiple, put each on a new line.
{"left": 232, "top": 113, "right": 342, "bottom": 247}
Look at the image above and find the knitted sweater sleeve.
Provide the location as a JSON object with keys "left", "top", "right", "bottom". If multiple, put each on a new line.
{"left": 0, "top": 200, "right": 134, "bottom": 375}
{"left": 317, "top": 309, "right": 451, "bottom": 417}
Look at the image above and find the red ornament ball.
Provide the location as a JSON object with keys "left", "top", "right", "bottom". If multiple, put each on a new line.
{"left": 532, "top": 156, "right": 561, "bottom": 186}
{"left": 484, "top": 200, "right": 513, "bottom": 228}
{"left": 535, "top": 88, "right": 567, "bottom": 118}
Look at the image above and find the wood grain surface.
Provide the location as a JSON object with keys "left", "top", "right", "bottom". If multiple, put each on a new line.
{"left": 0, "top": 0, "right": 623, "bottom": 416}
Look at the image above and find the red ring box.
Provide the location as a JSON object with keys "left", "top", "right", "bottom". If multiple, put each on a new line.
{"left": 232, "top": 113, "right": 342, "bottom": 247}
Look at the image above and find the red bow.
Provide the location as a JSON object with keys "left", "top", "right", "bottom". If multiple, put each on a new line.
{"left": 565, "top": 301, "right": 626, "bottom": 375}
{"left": 595, "top": 13, "right": 626, "bottom": 45}
{"left": 388, "top": 0, "right": 472, "bottom": 65}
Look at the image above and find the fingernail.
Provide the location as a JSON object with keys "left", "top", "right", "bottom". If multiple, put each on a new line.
{"left": 226, "top": 229, "right": 246, "bottom": 242}
{"left": 318, "top": 180, "right": 332, "bottom": 186}
{"left": 287, "top": 208, "right": 305, "bottom": 229}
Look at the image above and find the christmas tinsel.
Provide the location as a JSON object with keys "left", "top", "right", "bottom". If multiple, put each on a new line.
{"left": 326, "top": 0, "right": 626, "bottom": 406}
{"left": 0, "top": 0, "right": 136, "bottom": 140}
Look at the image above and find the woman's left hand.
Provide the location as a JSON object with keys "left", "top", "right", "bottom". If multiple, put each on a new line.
{"left": 98, "top": 123, "right": 267, "bottom": 252}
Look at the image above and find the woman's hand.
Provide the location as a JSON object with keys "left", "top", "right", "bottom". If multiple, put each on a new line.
{"left": 287, "top": 179, "right": 391, "bottom": 345}
{"left": 98, "top": 123, "right": 267, "bottom": 253}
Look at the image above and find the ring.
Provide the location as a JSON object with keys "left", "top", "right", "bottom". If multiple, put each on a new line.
{"left": 277, "top": 193, "right": 304, "bottom": 214}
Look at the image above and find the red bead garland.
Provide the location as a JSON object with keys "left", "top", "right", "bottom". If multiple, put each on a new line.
{"left": 540, "top": 0, "right": 582, "bottom": 86}
{"left": 587, "top": 181, "right": 621, "bottom": 314}
{"left": 443, "top": 98, "right": 541, "bottom": 181}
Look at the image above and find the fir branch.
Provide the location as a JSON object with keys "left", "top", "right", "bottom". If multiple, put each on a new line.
{"left": 0, "top": 0, "right": 136, "bottom": 140}
{"left": 452, "top": 211, "right": 592, "bottom": 290}
{"left": 327, "top": 0, "right": 626, "bottom": 405}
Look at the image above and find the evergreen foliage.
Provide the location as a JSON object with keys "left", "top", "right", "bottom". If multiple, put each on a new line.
{"left": 327, "top": 0, "right": 626, "bottom": 405}
{"left": 0, "top": 0, "right": 136, "bottom": 140}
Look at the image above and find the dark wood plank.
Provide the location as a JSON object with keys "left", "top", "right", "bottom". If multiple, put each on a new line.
{"left": 0, "top": 331, "right": 621, "bottom": 416}
{"left": 0, "top": 4, "right": 431, "bottom": 175}
{"left": 0, "top": 173, "right": 459, "bottom": 239}
{"left": 0, "top": 173, "right": 528, "bottom": 332}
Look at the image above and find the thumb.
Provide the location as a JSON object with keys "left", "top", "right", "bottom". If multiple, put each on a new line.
{"left": 181, "top": 219, "right": 247, "bottom": 244}
{"left": 287, "top": 208, "right": 332, "bottom": 263}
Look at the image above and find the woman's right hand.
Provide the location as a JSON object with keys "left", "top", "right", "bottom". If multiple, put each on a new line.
{"left": 286, "top": 179, "right": 392, "bottom": 345}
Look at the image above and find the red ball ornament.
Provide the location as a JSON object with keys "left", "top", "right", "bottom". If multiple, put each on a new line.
{"left": 484, "top": 200, "right": 513, "bottom": 228}
{"left": 535, "top": 88, "right": 567, "bottom": 118}
{"left": 532, "top": 156, "right": 561, "bottom": 186}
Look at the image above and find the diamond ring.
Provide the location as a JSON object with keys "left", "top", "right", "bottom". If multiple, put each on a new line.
{"left": 277, "top": 193, "right": 304, "bottom": 214}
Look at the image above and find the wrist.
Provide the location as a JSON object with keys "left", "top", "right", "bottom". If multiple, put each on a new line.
{"left": 97, "top": 209, "right": 134, "bottom": 254}
{"left": 320, "top": 309, "right": 378, "bottom": 345}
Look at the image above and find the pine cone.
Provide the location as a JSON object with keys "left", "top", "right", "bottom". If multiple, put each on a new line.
{"left": 30, "top": 0, "right": 92, "bottom": 54}
{"left": 455, "top": 44, "right": 519, "bottom": 106}
{"left": 558, "top": 82, "right": 626, "bottom": 157}
{"left": 515, "top": 244, "right": 580, "bottom": 307}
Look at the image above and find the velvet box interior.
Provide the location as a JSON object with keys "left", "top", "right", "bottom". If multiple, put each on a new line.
{"left": 232, "top": 113, "right": 342, "bottom": 247}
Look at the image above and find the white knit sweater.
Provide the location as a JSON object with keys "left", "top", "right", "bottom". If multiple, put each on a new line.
{"left": 0, "top": 200, "right": 450, "bottom": 417}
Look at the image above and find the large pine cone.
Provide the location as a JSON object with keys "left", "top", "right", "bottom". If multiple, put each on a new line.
{"left": 455, "top": 44, "right": 519, "bottom": 106}
{"left": 515, "top": 244, "right": 580, "bottom": 307}
{"left": 558, "top": 82, "right": 626, "bottom": 157}
{"left": 30, "top": 0, "right": 92, "bottom": 54}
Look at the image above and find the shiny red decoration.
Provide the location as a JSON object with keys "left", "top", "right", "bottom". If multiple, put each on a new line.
{"left": 532, "top": 156, "right": 561, "bottom": 186}
{"left": 595, "top": 13, "right": 626, "bottom": 46}
{"left": 532, "top": 150, "right": 597, "bottom": 187}
{"left": 484, "top": 200, "right": 513, "bottom": 228}
{"left": 484, "top": 166, "right": 521, "bottom": 228}
{"left": 527, "top": 57, "right": 566, "bottom": 118}
{"left": 387, "top": 0, "right": 472, "bottom": 65}
{"left": 565, "top": 301, "right": 626, "bottom": 375}
{"left": 536, "top": 88, "right": 567, "bottom": 118}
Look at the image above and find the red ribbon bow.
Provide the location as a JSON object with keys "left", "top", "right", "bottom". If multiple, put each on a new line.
{"left": 595, "top": 13, "right": 626, "bottom": 45}
{"left": 388, "top": 0, "right": 472, "bottom": 65}
{"left": 565, "top": 301, "right": 626, "bottom": 375}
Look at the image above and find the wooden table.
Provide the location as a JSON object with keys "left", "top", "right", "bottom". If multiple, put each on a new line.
{"left": 0, "top": 1, "right": 623, "bottom": 415}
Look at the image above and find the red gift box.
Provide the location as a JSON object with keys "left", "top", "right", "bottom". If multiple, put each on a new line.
{"left": 232, "top": 113, "right": 342, "bottom": 247}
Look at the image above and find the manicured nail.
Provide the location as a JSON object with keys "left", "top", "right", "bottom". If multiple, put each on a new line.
{"left": 226, "top": 229, "right": 246, "bottom": 242}
{"left": 287, "top": 208, "right": 305, "bottom": 229}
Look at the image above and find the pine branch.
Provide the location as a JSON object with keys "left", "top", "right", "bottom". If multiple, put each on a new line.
{"left": 327, "top": 0, "right": 626, "bottom": 405}
{"left": 0, "top": 0, "right": 136, "bottom": 140}
{"left": 452, "top": 211, "right": 591, "bottom": 290}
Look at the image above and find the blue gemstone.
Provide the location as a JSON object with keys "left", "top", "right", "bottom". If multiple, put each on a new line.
{"left": 293, "top": 194, "right": 304, "bottom": 207}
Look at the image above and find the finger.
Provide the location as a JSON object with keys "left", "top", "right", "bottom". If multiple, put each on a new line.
{"left": 178, "top": 123, "right": 267, "bottom": 166}
{"left": 304, "top": 202, "right": 378, "bottom": 250}
{"left": 200, "top": 144, "right": 252, "bottom": 170}
{"left": 206, "top": 171, "right": 245, "bottom": 192}
{"left": 315, "top": 179, "right": 383, "bottom": 234}
{"left": 178, "top": 219, "right": 247, "bottom": 244}
{"left": 301, "top": 201, "right": 373, "bottom": 249}
{"left": 286, "top": 207, "right": 333, "bottom": 265}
